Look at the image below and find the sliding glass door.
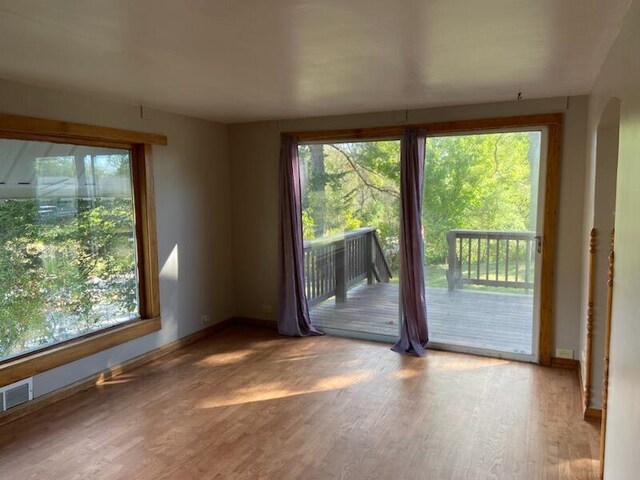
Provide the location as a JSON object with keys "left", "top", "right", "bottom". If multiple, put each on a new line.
{"left": 298, "top": 141, "right": 401, "bottom": 341}
{"left": 296, "top": 129, "right": 547, "bottom": 360}
{"left": 422, "top": 130, "right": 545, "bottom": 359}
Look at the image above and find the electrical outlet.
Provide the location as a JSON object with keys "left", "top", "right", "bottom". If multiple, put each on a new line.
{"left": 200, "top": 314, "right": 211, "bottom": 325}
{"left": 262, "top": 304, "right": 273, "bottom": 314}
{"left": 556, "top": 348, "right": 574, "bottom": 360}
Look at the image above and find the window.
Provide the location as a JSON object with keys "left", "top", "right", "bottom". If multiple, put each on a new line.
{"left": 0, "top": 140, "right": 140, "bottom": 361}
{"left": 288, "top": 113, "right": 561, "bottom": 364}
{"left": 0, "top": 113, "right": 165, "bottom": 386}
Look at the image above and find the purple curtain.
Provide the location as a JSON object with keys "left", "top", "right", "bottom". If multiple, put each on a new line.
{"left": 392, "top": 129, "right": 429, "bottom": 356}
{"left": 278, "top": 135, "right": 323, "bottom": 336}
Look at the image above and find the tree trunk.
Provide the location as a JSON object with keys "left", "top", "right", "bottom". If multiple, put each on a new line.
{"left": 309, "top": 145, "right": 326, "bottom": 236}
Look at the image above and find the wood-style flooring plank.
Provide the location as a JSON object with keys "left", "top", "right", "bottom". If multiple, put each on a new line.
{"left": 0, "top": 326, "right": 598, "bottom": 479}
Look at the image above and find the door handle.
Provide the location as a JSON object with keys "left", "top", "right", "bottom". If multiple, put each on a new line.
{"left": 535, "top": 235, "right": 542, "bottom": 254}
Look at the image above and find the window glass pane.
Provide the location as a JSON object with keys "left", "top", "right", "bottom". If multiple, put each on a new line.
{"left": 299, "top": 141, "right": 400, "bottom": 340}
{"left": 422, "top": 131, "right": 542, "bottom": 355}
{"left": 0, "top": 139, "right": 139, "bottom": 361}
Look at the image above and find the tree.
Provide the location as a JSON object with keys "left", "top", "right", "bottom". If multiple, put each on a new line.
{"left": 299, "top": 132, "right": 539, "bottom": 278}
{"left": 423, "top": 132, "right": 536, "bottom": 263}
{"left": 0, "top": 154, "right": 139, "bottom": 360}
{"left": 0, "top": 200, "right": 47, "bottom": 356}
{"left": 300, "top": 141, "right": 401, "bottom": 274}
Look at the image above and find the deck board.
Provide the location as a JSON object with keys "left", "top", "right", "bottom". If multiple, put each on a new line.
{"left": 310, "top": 282, "right": 533, "bottom": 354}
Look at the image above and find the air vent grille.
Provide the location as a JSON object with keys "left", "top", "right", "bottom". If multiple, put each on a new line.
{"left": 1, "top": 378, "right": 33, "bottom": 411}
{"left": 5, "top": 383, "right": 30, "bottom": 409}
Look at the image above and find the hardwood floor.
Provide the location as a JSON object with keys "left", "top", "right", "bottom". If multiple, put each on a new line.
{"left": 0, "top": 326, "right": 599, "bottom": 479}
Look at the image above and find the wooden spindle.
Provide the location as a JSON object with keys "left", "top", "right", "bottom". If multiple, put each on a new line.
{"left": 476, "top": 238, "right": 481, "bottom": 279}
{"left": 515, "top": 239, "right": 520, "bottom": 283}
{"left": 485, "top": 235, "right": 490, "bottom": 280}
{"left": 599, "top": 229, "right": 615, "bottom": 478}
{"left": 584, "top": 228, "right": 596, "bottom": 411}
{"left": 468, "top": 238, "right": 472, "bottom": 279}
{"left": 505, "top": 239, "right": 510, "bottom": 282}
{"left": 495, "top": 239, "right": 500, "bottom": 282}
{"left": 524, "top": 239, "right": 531, "bottom": 287}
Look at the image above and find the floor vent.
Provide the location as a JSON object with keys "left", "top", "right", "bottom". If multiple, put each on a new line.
{"left": 1, "top": 378, "right": 33, "bottom": 411}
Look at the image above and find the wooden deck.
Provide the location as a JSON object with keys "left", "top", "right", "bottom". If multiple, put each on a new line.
{"left": 310, "top": 282, "right": 533, "bottom": 355}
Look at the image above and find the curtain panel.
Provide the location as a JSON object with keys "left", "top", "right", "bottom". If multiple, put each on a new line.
{"left": 391, "top": 129, "right": 430, "bottom": 356}
{"left": 277, "top": 135, "right": 322, "bottom": 336}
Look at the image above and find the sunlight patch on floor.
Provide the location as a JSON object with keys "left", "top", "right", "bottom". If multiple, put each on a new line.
{"left": 438, "top": 358, "right": 511, "bottom": 371}
{"left": 393, "top": 368, "right": 423, "bottom": 380}
{"left": 558, "top": 457, "right": 599, "bottom": 472}
{"left": 196, "top": 370, "right": 375, "bottom": 408}
{"left": 97, "top": 373, "right": 138, "bottom": 386}
{"left": 195, "top": 349, "right": 256, "bottom": 366}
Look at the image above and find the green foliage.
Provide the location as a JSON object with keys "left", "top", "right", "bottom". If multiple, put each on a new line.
{"left": 0, "top": 197, "right": 138, "bottom": 360}
{"left": 423, "top": 132, "right": 537, "bottom": 263}
{"left": 300, "top": 141, "right": 402, "bottom": 274}
{"left": 302, "top": 209, "right": 316, "bottom": 240}
{"left": 300, "top": 132, "right": 539, "bottom": 278}
{"left": 0, "top": 200, "right": 47, "bottom": 358}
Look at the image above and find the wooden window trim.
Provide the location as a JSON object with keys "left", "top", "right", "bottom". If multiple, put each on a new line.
{"left": 286, "top": 113, "right": 562, "bottom": 366}
{"left": 284, "top": 113, "right": 562, "bottom": 142}
{"left": 0, "top": 113, "right": 166, "bottom": 387}
{"left": 0, "top": 113, "right": 167, "bottom": 147}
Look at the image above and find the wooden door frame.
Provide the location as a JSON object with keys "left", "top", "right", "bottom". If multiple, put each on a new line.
{"left": 285, "top": 113, "right": 562, "bottom": 365}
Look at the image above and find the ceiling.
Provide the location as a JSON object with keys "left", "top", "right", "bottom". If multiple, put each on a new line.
{"left": 0, "top": 0, "right": 630, "bottom": 123}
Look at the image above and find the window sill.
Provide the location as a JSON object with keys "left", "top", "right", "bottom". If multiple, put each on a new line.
{"left": 0, "top": 317, "right": 161, "bottom": 387}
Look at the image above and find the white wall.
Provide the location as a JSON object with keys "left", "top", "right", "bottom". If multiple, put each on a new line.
{"left": 584, "top": 0, "right": 640, "bottom": 477}
{"left": 0, "top": 78, "right": 236, "bottom": 397}
{"left": 579, "top": 98, "right": 621, "bottom": 409}
{"left": 228, "top": 96, "right": 589, "bottom": 358}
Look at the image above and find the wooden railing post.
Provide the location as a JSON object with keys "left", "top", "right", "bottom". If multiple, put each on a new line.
{"left": 446, "top": 231, "right": 457, "bottom": 290}
{"left": 366, "top": 231, "right": 374, "bottom": 285}
{"left": 335, "top": 239, "right": 347, "bottom": 303}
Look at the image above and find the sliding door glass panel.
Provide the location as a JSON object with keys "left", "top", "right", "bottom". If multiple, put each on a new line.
{"left": 423, "top": 131, "right": 542, "bottom": 355}
{"left": 299, "top": 141, "right": 400, "bottom": 341}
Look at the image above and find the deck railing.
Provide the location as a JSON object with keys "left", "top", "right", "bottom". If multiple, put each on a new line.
{"left": 303, "top": 227, "right": 392, "bottom": 306}
{"left": 446, "top": 229, "right": 537, "bottom": 291}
